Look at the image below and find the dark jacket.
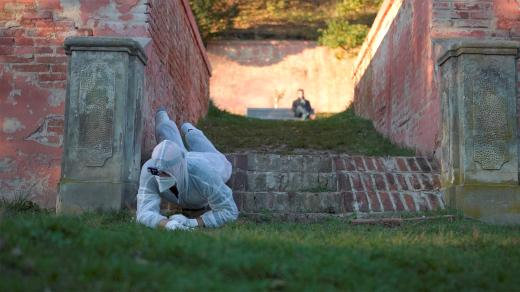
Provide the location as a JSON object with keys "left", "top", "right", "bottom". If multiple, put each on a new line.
{"left": 292, "top": 97, "right": 313, "bottom": 117}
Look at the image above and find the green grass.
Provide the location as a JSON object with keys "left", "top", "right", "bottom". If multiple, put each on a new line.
{"left": 197, "top": 104, "right": 414, "bottom": 156}
{"left": 1, "top": 204, "right": 520, "bottom": 290}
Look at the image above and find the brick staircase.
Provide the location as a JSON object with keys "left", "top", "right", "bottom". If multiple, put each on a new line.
{"left": 225, "top": 153, "right": 444, "bottom": 218}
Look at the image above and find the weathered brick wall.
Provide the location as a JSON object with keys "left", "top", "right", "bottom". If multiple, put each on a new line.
{"left": 353, "top": 0, "right": 520, "bottom": 156}
{"left": 0, "top": 0, "right": 210, "bottom": 207}
{"left": 353, "top": 0, "right": 438, "bottom": 156}
{"left": 432, "top": 0, "right": 520, "bottom": 39}
{"left": 208, "top": 40, "right": 356, "bottom": 115}
{"left": 144, "top": 0, "right": 211, "bottom": 157}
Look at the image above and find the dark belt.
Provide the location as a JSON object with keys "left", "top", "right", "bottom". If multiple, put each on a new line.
{"left": 182, "top": 206, "right": 210, "bottom": 212}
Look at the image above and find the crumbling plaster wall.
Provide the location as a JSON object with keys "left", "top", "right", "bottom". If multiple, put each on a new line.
{"left": 0, "top": 0, "right": 210, "bottom": 207}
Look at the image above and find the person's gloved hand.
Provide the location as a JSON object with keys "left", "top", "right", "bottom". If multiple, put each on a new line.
{"left": 165, "top": 219, "right": 192, "bottom": 231}
{"left": 170, "top": 214, "right": 198, "bottom": 228}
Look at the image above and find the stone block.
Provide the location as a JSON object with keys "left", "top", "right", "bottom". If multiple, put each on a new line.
{"left": 333, "top": 156, "right": 346, "bottom": 171}
{"left": 280, "top": 155, "right": 304, "bottom": 172}
{"left": 232, "top": 191, "right": 245, "bottom": 210}
{"left": 235, "top": 154, "right": 248, "bottom": 170}
{"left": 302, "top": 155, "right": 320, "bottom": 172}
{"left": 301, "top": 173, "right": 320, "bottom": 190}
{"left": 232, "top": 170, "right": 248, "bottom": 191}
{"left": 343, "top": 192, "right": 355, "bottom": 212}
{"left": 285, "top": 172, "right": 303, "bottom": 191}
{"left": 452, "top": 186, "right": 520, "bottom": 225}
{"left": 288, "top": 192, "right": 313, "bottom": 213}
{"left": 318, "top": 172, "right": 337, "bottom": 191}
{"left": 254, "top": 154, "right": 281, "bottom": 172}
{"left": 57, "top": 37, "right": 147, "bottom": 213}
{"left": 318, "top": 192, "right": 345, "bottom": 214}
{"left": 438, "top": 40, "right": 520, "bottom": 223}
{"left": 242, "top": 192, "right": 274, "bottom": 212}
{"left": 272, "top": 192, "right": 290, "bottom": 212}
{"left": 266, "top": 172, "right": 288, "bottom": 192}
{"left": 337, "top": 172, "right": 351, "bottom": 191}
{"left": 247, "top": 172, "right": 267, "bottom": 192}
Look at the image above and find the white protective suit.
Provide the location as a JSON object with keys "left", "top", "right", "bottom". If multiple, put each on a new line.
{"left": 136, "top": 110, "right": 238, "bottom": 228}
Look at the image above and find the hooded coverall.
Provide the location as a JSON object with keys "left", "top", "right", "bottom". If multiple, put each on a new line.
{"left": 136, "top": 110, "right": 238, "bottom": 228}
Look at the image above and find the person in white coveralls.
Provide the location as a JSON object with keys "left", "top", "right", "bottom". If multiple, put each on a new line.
{"left": 136, "top": 107, "right": 238, "bottom": 230}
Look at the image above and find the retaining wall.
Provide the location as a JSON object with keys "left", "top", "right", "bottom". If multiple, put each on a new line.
{"left": 208, "top": 40, "right": 356, "bottom": 115}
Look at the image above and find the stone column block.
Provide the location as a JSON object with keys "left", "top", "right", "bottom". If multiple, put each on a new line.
{"left": 438, "top": 40, "right": 520, "bottom": 224}
{"left": 57, "top": 37, "right": 147, "bottom": 213}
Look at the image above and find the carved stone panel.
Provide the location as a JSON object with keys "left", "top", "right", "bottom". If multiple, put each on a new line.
{"left": 471, "top": 68, "right": 510, "bottom": 170}
{"left": 58, "top": 37, "right": 147, "bottom": 213}
{"left": 436, "top": 40, "right": 520, "bottom": 223}
{"left": 77, "top": 62, "right": 116, "bottom": 167}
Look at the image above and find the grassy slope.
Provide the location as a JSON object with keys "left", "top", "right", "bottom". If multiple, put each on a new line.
{"left": 1, "top": 206, "right": 520, "bottom": 290}
{"left": 197, "top": 105, "right": 413, "bottom": 156}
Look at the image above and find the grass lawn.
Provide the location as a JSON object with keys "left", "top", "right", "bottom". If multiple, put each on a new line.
{"left": 197, "top": 104, "right": 413, "bottom": 156}
{"left": 1, "top": 203, "right": 520, "bottom": 291}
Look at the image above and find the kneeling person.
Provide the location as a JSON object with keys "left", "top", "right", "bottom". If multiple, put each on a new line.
{"left": 136, "top": 108, "right": 238, "bottom": 230}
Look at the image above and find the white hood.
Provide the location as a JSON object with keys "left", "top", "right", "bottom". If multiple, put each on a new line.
{"left": 150, "top": 140, "right": 189, "bottom": 195}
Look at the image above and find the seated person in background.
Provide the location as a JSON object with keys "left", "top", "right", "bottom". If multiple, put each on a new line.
{"left": 136, "top": 107, "right": 238, "bottom": 230}
{"left": 292, "top": 89, "right": 315, "bottom": 120}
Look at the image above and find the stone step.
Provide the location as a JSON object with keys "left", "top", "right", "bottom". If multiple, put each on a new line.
{"left": 233, "top": 191, "right": 444, "bottom": 214}
{"left": 225, "top": 153, "right": 444, "bottom": 215}
{"left": 226, "top": 153, "right": 441, "bottom": 193}
{"left": 227, "top": 153, "right": 437, "bottom": 173}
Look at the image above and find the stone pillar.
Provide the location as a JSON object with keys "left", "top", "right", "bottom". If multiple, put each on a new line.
{"left": 438, "top": 41, "right": 520, "bottom": 224}
{"left": 57, "top": 37, "right": 147, "bottom": 213}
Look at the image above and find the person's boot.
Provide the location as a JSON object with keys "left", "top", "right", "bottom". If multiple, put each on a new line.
{"left": 155, "top": 106, "right": 176, "bottom": 144}
{"left": 181, "top": 122, "right": 197, "bottom": 136}
{"left": 155, "top": 106, "right": 169, "bottom": 126}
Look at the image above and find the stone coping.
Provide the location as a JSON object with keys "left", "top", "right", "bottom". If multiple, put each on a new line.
{"left": 179, "top": 0, "right": 212, "bottom": 75}
{"left": 64, "top": 36, "right": 147, "bottom": 64}
{"left": 437, "top": 40, "right": 520, "bottom": 66}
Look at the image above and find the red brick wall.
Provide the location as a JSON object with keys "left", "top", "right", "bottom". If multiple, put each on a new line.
{"left": 144, "top": 0, "right": 211, "bottom": 157}
{"left": 353, "top": 0, "right": 437, "bottom": 155}
{"left": 432, "top": 0, "right": 520, "bottom": 39}
{"left": 0, "top": 0, "right": 210, "bottom": 208}
{"left": 353, "top": 0, "right": 520, "bottom": 156}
